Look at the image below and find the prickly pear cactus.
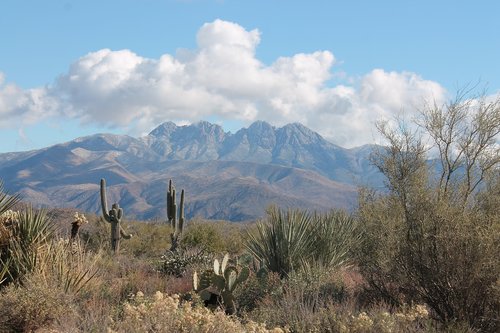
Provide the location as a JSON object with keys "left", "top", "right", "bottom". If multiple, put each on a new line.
{"left": 192, "top": 254, "right": 250, "bottom": 314}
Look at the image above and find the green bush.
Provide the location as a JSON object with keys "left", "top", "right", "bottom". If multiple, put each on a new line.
{"left": 244, "top": 207, "right": 317, "bottom": 277}
{"left": 181, "top": 220, "right": 225, "bottom": 253}
{"left": 125, "top": 220, "right": 171, "bottom": 257}
{"left": 181, "top": 219, "right": 244, "bottom": 254}
{"left": 235, "top": 270, "right": 283, "bottom": 313}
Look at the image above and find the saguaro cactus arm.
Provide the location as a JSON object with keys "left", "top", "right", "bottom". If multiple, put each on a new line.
{"left": 100, "top": 178, "right": 111, "bottom": 222}
{"left": 120, "top": 226, "right": 132, "bottom": 239}
{"left": 178, "top": 189, "right": 185, "bottom": 234}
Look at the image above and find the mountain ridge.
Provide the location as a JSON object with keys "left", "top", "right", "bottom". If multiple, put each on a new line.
{"left": 0, "top": 121, "right": 382, "bottom": 221}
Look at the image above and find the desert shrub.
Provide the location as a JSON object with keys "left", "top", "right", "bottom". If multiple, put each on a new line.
{"left": 181, "top": 219, "right": 244, "bottom": 254}
{"left": 35, "top": 238, "right": 101, "bottom": 294}
{"left": 0, "top": 274, "right": 76, "bottom": 333}
{"left": 110, "top": 291, "right": 286, "bottom": 333}
{"left": 358, "top": 91, "right": 500, "bottom": 331}
{"left": 359, "top": 191, "right": 500, "bottom": 330}
{"left": 72, "top": 292, "right": 115, "bottom": 333}
{"left": 215, "top": 220, "right": 245, "bottom": 254}
{"left": 287, "top": 264, "right": 348, "bottom": 306}
{"left": 124, "top": 220, "right": 172, "bottom": 257}
{"left": 249, "top": 292, "right": 443, "bottom": 333}
{"left": 181, "top": 220, "right": 226, "bottom": 253}
{"left": 245, "top": 206, "right": 361, "bottom": 277}
{"left": 315, "top": 304, "right": 442, "bottom": 333}
{"left": 235, "top": 270, "right": 283, "bottom": 312}
{"left": 90, "top": 253, "right": 163, "bottom": 302}
{"left": 79, "top": 215, "right": 110, "bottom": 252}
{"left": 158, "top": 248, "right": 212, "bottom": 277}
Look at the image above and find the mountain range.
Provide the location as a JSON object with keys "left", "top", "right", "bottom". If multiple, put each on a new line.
{"left": 0, "top": 121, "right": 383, "bottom": 221}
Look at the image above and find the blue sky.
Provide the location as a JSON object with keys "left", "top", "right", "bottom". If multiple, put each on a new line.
{"left": 1, "top": 0, "right": 499, "bottom": 152}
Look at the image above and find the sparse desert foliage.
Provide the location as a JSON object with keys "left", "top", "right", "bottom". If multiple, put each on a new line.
{"left": 358, "top": 90, "right": 500, "bottom": 331}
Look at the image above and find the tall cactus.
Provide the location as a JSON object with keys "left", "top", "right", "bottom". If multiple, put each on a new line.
{"left": 100, "top": 178, "right": 132, "bottom": 253}
{"left": 167, "top": 179, "right": 185, "bottom": 252}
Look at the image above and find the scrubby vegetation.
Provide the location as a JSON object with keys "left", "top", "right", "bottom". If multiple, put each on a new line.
{"left": 0, "top": 91, "right": 499, "bottom": 332}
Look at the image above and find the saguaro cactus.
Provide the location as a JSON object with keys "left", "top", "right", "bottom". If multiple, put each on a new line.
{"left": 167, "top": 179, "right": 185, "bottom": 252}
{"left": 100, "top": 178, "right": 131, "bottom": 253}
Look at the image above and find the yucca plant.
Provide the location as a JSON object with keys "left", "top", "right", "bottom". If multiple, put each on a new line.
{"left": 245, "top": 207, "right": 361, "bottom": 278}
{"left": 0, "top": 206, "right": 54, "bottom": 286}
{"left": 312, "top": 210, "right": 362, "bottom": 269}
{"left": 244, "top": 206, "right": 318, "bottom": 277}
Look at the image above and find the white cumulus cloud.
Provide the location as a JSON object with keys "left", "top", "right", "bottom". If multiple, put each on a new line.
{"left": 0, "top": 19, "right": 448, "bottom": 147}
{"left": 0, "top": 72, "right": 59, "bottom": 127}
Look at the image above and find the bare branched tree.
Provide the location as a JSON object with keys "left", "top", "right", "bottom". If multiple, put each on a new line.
{"left": 359, "top": 88, "right": 500, "bottom": 330}
{"left": 419, "top": 88, "right": 500, "bottom": 206}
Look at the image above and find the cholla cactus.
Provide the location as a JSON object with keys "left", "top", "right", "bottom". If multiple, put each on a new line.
{"left": 166, "top": 179, "right": 185, "bottom": 252}
{"left": 100, "top": 178, "right": 132, "bottom": 253}
{"left": 70, "top": 212, "right": 88, "bottom": 241}
{"left": 0, "top": 210, "right": 19, "bottom": 248}
{"left": 193, "top": 253, "right": 250, "bottom": 315}
{"left": 0, "top": 210, "right": 19, "bottom": 224}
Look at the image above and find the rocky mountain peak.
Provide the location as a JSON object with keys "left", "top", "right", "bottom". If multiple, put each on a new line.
{"left": 245, "top": 121, "right": 276, "bottom": 147}
{"left": 148, "top": 121, "right": 177, "bottom": 137}
{"left": 189, "top": 121, "right": 227, "bottom": 141}
{"left": 277, "top": 122, "right": 326, "bottom": 146}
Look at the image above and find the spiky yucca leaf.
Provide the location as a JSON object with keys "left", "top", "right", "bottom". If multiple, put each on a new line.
{"left": 12, "top": 206, "right": 53, "bottom": 247}
{"left": 245, "top": 207, "right": 361, "bottom": 277}
{"left": 312, "top": 210, "right": 362, "bottom": 269}
{"left": 36, "top": 240, "right": 100, "bottom": 294}
{"left": 244, "top": 206, "right": 317, "bottom": 277}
